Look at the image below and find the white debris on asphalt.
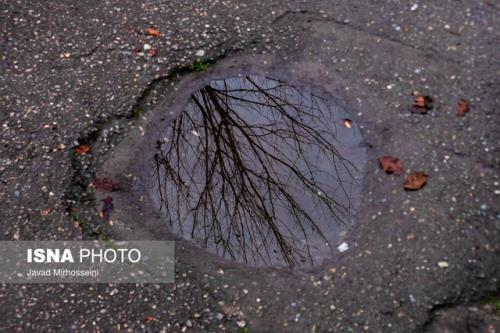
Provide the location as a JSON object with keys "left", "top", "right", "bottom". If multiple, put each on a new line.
{"left": 438, "top": 261, "right": 449, "bottom": 268}
{"left": 337, "top": 242, "right": 349, "bottom": 252}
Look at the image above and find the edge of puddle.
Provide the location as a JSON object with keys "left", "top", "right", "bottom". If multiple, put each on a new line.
{"left": 96, "top": 54, "right": 380, "bottom": 275}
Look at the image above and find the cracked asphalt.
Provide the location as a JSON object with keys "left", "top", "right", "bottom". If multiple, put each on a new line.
{"left": 1, "top": 0, "right": 499, "bottom": 332}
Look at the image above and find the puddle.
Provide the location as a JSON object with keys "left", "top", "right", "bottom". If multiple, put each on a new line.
{"left": 153, "top": 75, "right": 366, "bottom": 268}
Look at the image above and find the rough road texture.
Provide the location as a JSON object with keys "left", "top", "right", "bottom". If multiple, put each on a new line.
{"left": 1, "top": 0, "right": 499, "bottom": 332}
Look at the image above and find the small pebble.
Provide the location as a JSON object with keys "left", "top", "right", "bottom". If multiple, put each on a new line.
{"left": 438, "top": 261, "right": 449, "bottom": 268}
{"left": 337, "top": 242, "right": 349, "bottom": 252}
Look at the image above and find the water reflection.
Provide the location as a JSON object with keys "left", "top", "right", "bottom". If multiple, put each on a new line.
{"left": 154, "top": 75, "right": 365, "bottom": 267}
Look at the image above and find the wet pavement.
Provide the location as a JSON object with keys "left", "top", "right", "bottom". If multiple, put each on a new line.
{"left": 1, "top": 0, "right": 499, "bottom": 332}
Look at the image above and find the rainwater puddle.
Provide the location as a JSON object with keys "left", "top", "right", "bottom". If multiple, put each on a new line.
{"left": 154, "top": 75, "right": 366, "bottom": 268}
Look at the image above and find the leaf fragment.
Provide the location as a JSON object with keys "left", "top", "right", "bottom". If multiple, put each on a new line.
{"left": 146, "top": 28, "right": 160, "bottom": 37}
{"left": 456, "top": 99, "right": 470, "bottom": 117}
{"left": 342, "top": 118, "right": 352, "bottom": 128}
{"left": 378, "top": 156, "right": 404, "bottom": 175}
{"left": 411, "top": 95, "right": 433, "bottom": 114}
{"left": 74, "top": 144, "right": 91, "bottom": 155}
{"left": 404, "top": 172, "right": 429, "bottom": 190}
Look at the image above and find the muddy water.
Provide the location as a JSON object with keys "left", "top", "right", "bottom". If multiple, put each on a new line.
{"left": 154, "top": 75, "right": 366, "bottom": 268}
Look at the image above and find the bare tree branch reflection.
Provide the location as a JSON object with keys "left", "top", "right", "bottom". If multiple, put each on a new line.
{"left": 154, "top": 76, "right": 359, "bottom": 267}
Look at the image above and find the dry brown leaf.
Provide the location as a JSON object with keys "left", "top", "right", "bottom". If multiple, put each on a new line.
{"left": 411, "top": 95, "right": 433, "bottom": 114}
{"left": 414, "top": 95, "right": 426, "bottom": 108}
{"left": 457, "top": 99, "right": 470, "bottom": 117}
{"left": 74, "top": 144, "right": 91, "bottom": 155}
{"left": 404, "top": 172, "right": 429, "bottom": 190}
{"left": 146, "top": 28, "right": 160, "bottom": 36}
{"left": 378, "top": 156, "right": 404, "bottom": 175}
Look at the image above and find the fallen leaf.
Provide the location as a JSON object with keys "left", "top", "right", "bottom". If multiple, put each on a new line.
{"left": 143, "top": 316, "right": 157, "bottom": 323}
{"left": 99, "top": 197, "right": 114, "bottom": 221}
{"left": 41, "top": 208, "right": 52, "bottom": 216}
{"left": 92, "top": 178, "right": 118, "bottom": 191}
{"left": 414, "top": 95, "right": 426, "bottom": 108}
{"left": 378, "top": 156, "right": 404, "bottom": 175}
{"left": 456, "top": 99, "right": 470, "bottom": 117}
{"left": 404, "top": 172, "right": 429, "bottom": 190}
{"left": 147, "top": 49, "right": 157, "bottom": 57}
{"left": 146, "top": 28, "right": 160, "bottom": 36}
{"left": 74, "top": 144, "right": 91, "bottom": 155}
{"left": 411, "top": 95, "right": 433, "bottom": 114}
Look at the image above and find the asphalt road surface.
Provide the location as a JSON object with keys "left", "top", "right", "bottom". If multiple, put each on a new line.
{"left": 1, "top": 0, "right": 499, "bottom": 332}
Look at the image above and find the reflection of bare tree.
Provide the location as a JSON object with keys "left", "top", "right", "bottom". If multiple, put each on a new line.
{"left": 154, "top": 76, "right": 358, "bottom": 267}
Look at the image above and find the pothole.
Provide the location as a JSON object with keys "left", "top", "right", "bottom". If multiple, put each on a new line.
{"left": 152, "top": 74, "right": 367, "bottom": 268}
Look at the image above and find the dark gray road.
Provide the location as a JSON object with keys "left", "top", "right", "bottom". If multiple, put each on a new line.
{"left": 1, "top": 0, "right": 499, "bottom": 332}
